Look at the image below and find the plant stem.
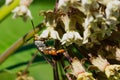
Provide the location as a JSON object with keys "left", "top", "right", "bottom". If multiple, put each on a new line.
{"left": 36, "top": 48, "right": 54, "bottom": 67}
{"left": 53, "top": 61, "right": 59, "bottom": 80}
{"left": 23, "top": 51, "right": 38, "bottom": 75}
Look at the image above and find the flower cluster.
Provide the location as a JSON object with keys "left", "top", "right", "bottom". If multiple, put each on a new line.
{"left": 33, "top": 0, "right": 120, "bottom": 80}
{"left": 35, "top": 0, "right": 120, "bottom": 47}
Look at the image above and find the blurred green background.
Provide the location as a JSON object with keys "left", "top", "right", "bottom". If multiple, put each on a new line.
{"left": 0, "top": 0, "right": 56, "bottom": 80}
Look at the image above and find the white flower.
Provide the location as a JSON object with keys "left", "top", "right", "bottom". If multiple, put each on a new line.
{"left": 83, "top": 15, "right": 94, "bottom": 29}
{"left": 61, "top": 31, "right": 82, "bottom": 46}
{"left": 105, "top": 0, "right": 120, "bottom": 19}
{"left": 90, "top": 55, "right": 110, "bottom": 72}
{"left": 60, "top": 14, "right": 70, "bottom": 31}
{"left": 11, "top": 0, "right": 33, "bottom": 21}
{"left": 71, "top": 58, "right": 95, "bottom": 80}
{"left": 105, "top": 65, "right": 120, "bottom": 79}
{"left": 83, "top": 14, "right": 114, "bottom": 44}
{"left": 83, "top": 15, "right": 94, "bottom": 44}
{"left": 60, "top": 13, "right": 83, "bottom": 46}
{"left": 5, "top": 0, "right": 13, "bottom": 5}
{"left": 39, "top": 27, "right": 60, "bottom": 40}
{"left": 71, "top": 58, "right": 85, "bottom": 77}
{"left": 39, "top": 10, "right": 61, "bottom": 40}
{"left": 12, "top": 5, "right": 33, "bottom": 21}
{"left": 83, "top": 27, "right": 91, "bottom": 44}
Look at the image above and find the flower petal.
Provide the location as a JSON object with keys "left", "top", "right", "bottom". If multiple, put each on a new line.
{"left": 39, "top": 30, "right": 49, "bottom": 39}
{"left": 50, "top": 29, "right": 60, "bottom": 40}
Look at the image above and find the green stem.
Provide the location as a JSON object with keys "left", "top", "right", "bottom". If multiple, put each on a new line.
{"left": 36, "top": 49, "right": 54, "bottom": 67}
{"left": 0, "top": 0, "right": 20, "bottom": 22}
{"left": 53, "top": 61, "right": 59, "bottom": 80}
{"left": 23, "top": 51, "right": 38, "bottom": 75}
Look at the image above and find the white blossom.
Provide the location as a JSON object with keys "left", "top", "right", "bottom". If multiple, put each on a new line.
{"left": 12, "top": 5, "right": 33, "bottom": 21}
{"left": 90, "top": 55, "right": 110, "bottom": 72}
{"left": 82, "top": 14, "right": 115, "bottom": 44}
{"left": 105, "top": 0, "right": 120, "bottom": 19}
{"left": 39, "top": 10, "right": 61, "bottom": 40}
{"left": 11, "top": 0, "right": 33, "bottom": 21}
{"left": 71, "top": 58, "right": 95, "bottom": 80}
{"left": 61, "top": 31, "right": 82, "bottom": 46}
{"left": 39, "top": 27, "right": 60, "bottom": 40}
{"left": 60, "top": 14, "right": 83, "bottom": 46}
{"left": 83, "top": 27, "right": 91, "bottom": 44}
{"left": 60, "top": 14, "right": 70, "bottom": 31}
{"left": 71, "top": 58, "right": 85, "bottom": 77}
{"left": 83, "top": 15, "right": 94, "bottom": 44}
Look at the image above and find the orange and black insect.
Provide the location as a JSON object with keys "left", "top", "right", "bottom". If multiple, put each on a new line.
{"left": 43, "top": 48, "right": 65, "bottom": 56}
{"left": 34, "top": 34, "right": 65, "bottom": 56}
